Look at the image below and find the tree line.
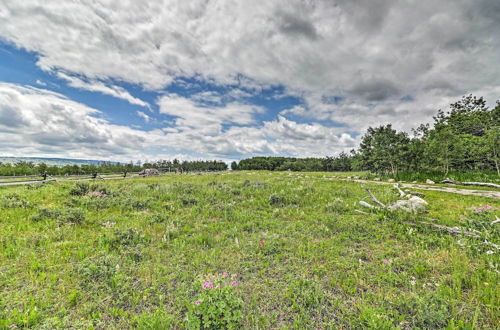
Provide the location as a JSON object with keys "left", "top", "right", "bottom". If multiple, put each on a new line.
{"left": 232, "top": 95, "right": 499, "bottom": 176}
{"left": 0, "top": 159, "right": 227, "bottom": 176}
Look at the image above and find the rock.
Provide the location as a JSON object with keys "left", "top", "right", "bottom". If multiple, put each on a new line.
{"left": 425, "top": 179, "right": 435, "bottom": 184}
{"left": 388, "top": 178, "right": 396, "bottom": 183}
{"left": 388, "top": 196, "right": 428, "bottom": 213}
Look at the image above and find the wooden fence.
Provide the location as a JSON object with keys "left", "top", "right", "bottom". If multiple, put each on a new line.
{"left": 0, "top": 171, "right": 143, "bottom": 186}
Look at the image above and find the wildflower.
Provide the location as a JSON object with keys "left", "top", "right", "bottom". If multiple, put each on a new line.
{"left": 223, "top": 272, "right": 229, "bottom": 277}
{"left": 230, "top": 280, "right": 238, "bottom": 286}
{"left": 195, "top": 300, "right": 201, "bottom": 305}
{"left": 383, "top": 259, "right": 393, "bottom": 264}
{"left": 202, "top": 281, "right": 214, "bottom": 290}
{"left": 485, "top": 205, "right": 492, "bottom": 209}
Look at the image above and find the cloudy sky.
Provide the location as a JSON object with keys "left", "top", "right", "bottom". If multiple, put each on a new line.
{"left": 0, "top": 0, "right": 499, "bottom": 162}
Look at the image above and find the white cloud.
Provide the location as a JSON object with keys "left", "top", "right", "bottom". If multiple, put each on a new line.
{"left": 0, "top": 82, "right": 357, "bottom": 161}
{"left": 57, "top": 72, "right": 150, "bottom": 108}
{"left": 0, "top": 1, "right": 499, "bottom": 159}
{"left": 158, "top": 93, "right": 264, "bottom": 131}
{"left": 0, "top": 82, "right": 157, "bottom": 161}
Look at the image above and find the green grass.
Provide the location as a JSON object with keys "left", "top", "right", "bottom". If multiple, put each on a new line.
{"left": 0, "top": 171, "right": 498, "bottom": 329}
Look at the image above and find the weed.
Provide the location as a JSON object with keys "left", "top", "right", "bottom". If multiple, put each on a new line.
{"left": 285, "top": 278, "right": 324, "bottom": 312}
{"left": 78, "top": 254, "right": 118, "bottom": 285}
{"left": 30, "top": 208, "right": 62, "bottom": 222}
{"left": 102, "top": 228, "right": 149, "bottom": 250}
{"left": 181, "top": 197, "right": 198, "bottom": 206}
{"left": 324, "top": 198, "right": 350, "bottom": 214}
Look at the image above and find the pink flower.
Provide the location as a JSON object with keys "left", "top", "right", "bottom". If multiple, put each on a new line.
{"left": 485, "top": 205, "right": 492, "bottom": 209}
{"left": 202, "top": 281, "right": 214, "bottom": 290}
{"left": 195, "top": 300, "right": 201, "bottom": 305}
{"left": 223, "top": 272, "right": 229, "bottom": 277}
{"left": 383, "top": 259, "right": 393, "bottom": 264}
{"left": 230, "top": 281, "right": 238, "bottom": 286}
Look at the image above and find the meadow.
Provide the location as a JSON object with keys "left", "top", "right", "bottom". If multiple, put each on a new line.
{"left": 0, "top": 171, "right": 498, "bottom": 329}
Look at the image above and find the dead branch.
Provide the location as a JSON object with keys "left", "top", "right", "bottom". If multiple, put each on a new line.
{"left": 365, "top": 187, "right": 386, "bottom": 208}
{"left": 420, "top": 221, "right": 480, "bottom": 238}
{"left": 359, "top": 201, "right": 377, "bottom": 209}
{"left": 492, "top": 216, "right": 500, "bottom": 225}
{"left": 393, "top": 183, "right": 406, "bottom": 198}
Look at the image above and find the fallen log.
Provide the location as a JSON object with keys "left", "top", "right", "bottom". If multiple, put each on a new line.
{"left": 462, "top": 182, "right": 500, "bottom": 189}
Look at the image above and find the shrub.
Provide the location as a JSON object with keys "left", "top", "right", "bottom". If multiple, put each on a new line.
{"left": 30, "top": 208, "right": 62, "bottom": 222}
{"left": 69, "top": 182, "right": 91, "bottom": 196}
{"left": 0, "top": 193, "right": 30, "bottom": 209}
{"left": 69, "top": 182, "right": 112, "bottom": 197}
{"left": 102, "top": 228, "right": 149, "bottom": 250}
{"left": 186, "top": 273, "right": 244, "bottom": 329}
{"left": 62, "top": 208, "right": 86, "bottom": 224}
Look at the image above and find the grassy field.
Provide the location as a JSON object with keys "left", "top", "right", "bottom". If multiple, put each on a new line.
{"left": 0, "top": 171, "right": 498, "bottom": 329}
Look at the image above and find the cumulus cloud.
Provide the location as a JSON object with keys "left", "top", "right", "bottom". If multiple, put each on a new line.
{"left": 158, "top": 93, "right": 264, "bottom": 131}
{"left": 0, "top": 82, "right": 356, "bottom": 161}
{"left": 1, "top": 0, "right": 498, "bottom": 96}
{"left": 0, "top": 82, "right": 157, "bottom": 160}
{"left": 0, "top": 0, "right": 499, "bottom": 159}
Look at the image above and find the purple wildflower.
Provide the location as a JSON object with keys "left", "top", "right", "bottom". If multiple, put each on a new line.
{"left": 195, "top": 300, "right": 201, "bottom": 305}
{"left": 230, "top": 280, "right": 238, "bottom": 286}
{"left": 202, "top": 281, "right": 214, "bottom": 290}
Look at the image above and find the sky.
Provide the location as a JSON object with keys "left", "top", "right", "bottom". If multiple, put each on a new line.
{"left": 0, "top": 0, "right": 499, "bottom": 163}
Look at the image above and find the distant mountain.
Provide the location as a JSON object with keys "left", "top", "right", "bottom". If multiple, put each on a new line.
{"left": 0, "top": 157, "right": 117, "bottom": 166}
